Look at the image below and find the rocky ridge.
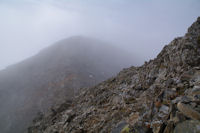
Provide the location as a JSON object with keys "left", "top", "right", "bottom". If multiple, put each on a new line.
{"left": 28, "top": 17, "right": 200, "bottom": 133}
{"left": 0, "top": 36, "right": 135, "bottom": 133}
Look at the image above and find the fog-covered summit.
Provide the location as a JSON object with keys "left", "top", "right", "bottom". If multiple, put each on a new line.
{"left": 0, "top": 36, "right": 136, "bottom": 133}
{"left": 29, "top": 17, "right": 200, "bottom": 133}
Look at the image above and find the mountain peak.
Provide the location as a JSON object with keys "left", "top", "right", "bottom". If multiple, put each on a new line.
{"left": 186, "top": 17, "right": 200, "bottom": 38}
{"left": 155, "top": 17, "right": 200, "bottom": 68}
{"left": 0, "top": 36, "right": 136, "bottom": 133}
{"left": 28, "top": 17, "right": 200, "bottom": 133}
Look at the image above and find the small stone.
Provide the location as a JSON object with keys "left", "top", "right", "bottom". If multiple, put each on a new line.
{"left": 181, "top": 96, "right": 192, "bottom": 103}
{"left": 172, "top": 97, "right": 182, "bottom": 104}
{"left": 194, "top": 66, "right": 200, "bottom": 70}
{"left": 124, "top": 97, "right": 136, "bottom": 104}
{"left": 172, "top": 96, "right": 192, "bottom": 104}
{"left": 193, "top": 94, "right": 200, "bottom": 101}
{"left": 159, "top": 105, "right": 169, "bottom": 114}
{"left": 191, "top": 86, "right": 200, "bottom": 95}
{"left": 177, "top": 102, "right": 200, "bottom": 120}
{"left": 172, "top": 88, "right": 177, "bottom": 91}
{"left": 63, "top": 122, "right": 69, "bottom": 129}
{"left": 112, "top": 96, "right": 122, "bottom": 104}
{"left": 111, "top": 106, "right": 117, "bottom": 110}
{"left": 177, "top": 83, "right": 184, "bottom": 88}
{"left": 180, "top": 73, "right": 192, "bottom": 82}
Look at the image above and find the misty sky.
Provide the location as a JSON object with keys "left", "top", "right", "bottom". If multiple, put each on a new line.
{"left": 0, "top": 0, "right": 200, "bottom": 70}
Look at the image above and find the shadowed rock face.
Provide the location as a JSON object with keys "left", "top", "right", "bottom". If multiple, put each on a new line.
{"left": 0, "top": 36, "right": 136, "bottom": 133}
{"left": 28, "top": 17, "right": 200, "bottom": 133}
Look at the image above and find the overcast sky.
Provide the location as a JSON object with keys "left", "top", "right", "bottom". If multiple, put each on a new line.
{"left": 0, "top": 0, "right": 199, "bottom": 70}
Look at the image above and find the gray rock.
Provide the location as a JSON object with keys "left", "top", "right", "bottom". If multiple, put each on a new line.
{"left": 174, "top": 120, "right": 200, "bottom": 133}
{"left": 163, "top": 121, "right": 174, "bottom": 133}
{"left": 159, "top": 105, "right": 169, "bottom": 114}
{"left": 111, "top": 121, "right": 127, "bottom": 133}
{"left": 177, "top": 102, "right": 200, "bottom": 120}
{"left": 172, "top": 96, "right": 192, "bottom": 104}
{"left": 172, "top": 97, "right": 182, "bottom": 104}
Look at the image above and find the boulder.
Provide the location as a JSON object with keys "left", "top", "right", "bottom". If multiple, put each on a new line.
{"left": 174, "top": 120, "right": 200, "bottom": 133}
{"left": 177, "top": 102, "right": 200, "bottom": 120}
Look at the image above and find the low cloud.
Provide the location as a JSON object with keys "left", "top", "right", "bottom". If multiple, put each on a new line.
{"left": 0, "top": 0, "right": 200, "bottom": 69}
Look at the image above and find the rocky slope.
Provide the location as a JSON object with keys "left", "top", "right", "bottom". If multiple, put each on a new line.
{"left": 0, "top": 36, "right": 135, "bottom": 133}
{"left": 28, "top": 17, "right": 200, "bottom": 133}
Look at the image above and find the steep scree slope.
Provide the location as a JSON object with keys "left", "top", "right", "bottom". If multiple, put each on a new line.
{"left": 28, "top": 17, "right": 200, "bottom": 133}
{"left": 0, "top": 36, "right": 135, "bottom": 133}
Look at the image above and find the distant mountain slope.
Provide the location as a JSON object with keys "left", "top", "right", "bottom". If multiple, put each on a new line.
{"left": 28, "top": 18, "right": 200, "bottom": 133}
{"left": 0, "top": 36, "right": 136, "bottom": 133}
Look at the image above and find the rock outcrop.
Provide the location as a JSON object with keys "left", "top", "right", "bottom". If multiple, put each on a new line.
{"left": 28, "top": 17, "right": 200, "bottom": 133}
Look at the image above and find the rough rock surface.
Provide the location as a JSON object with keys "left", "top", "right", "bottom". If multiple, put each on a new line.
{"left": 28, "top": 17, "right": 200, "bottom": 133}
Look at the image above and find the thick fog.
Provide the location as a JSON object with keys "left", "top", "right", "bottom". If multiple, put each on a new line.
{"left": 0, "top": 0, "right": 200, "bottom": 70}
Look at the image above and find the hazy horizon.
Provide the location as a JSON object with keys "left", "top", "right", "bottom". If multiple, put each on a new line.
{"left": 0, "top": 0, "right": 200, "bottom": 70}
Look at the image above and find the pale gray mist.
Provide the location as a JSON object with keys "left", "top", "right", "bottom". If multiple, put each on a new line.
{"left": 0, "top": 0, "right": 200, "bottom": 69}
